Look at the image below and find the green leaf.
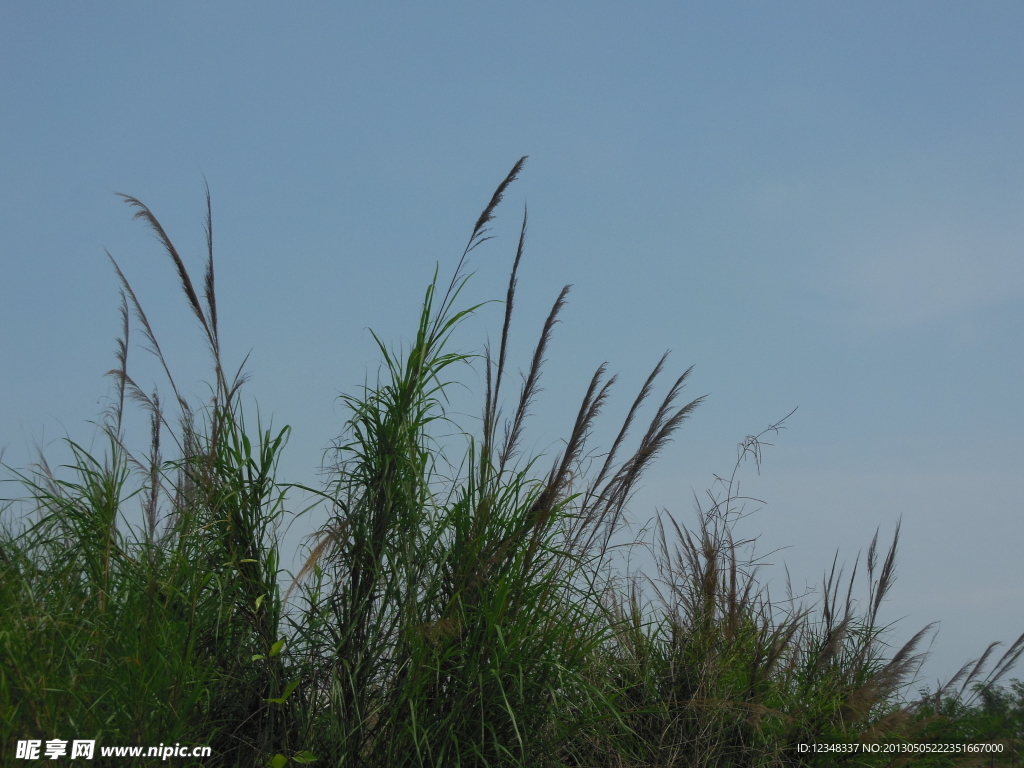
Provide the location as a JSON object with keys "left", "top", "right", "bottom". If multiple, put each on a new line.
{"left": 251, "top": 654, "right": 266, "bottom": 662}
{"left": 255, "top": 594, "right": 265, "bottom": 612}
{"left": 269, "top": 638, "right": 286, "bottom": 657}
{"left": 267, "top": 755, "right": 288, "bottom": 768}
{"left": 292, "top": 751, "right": 317, "bottom": 764}
{"left": 266, "top": 679, "right": 300, "bottom": 705}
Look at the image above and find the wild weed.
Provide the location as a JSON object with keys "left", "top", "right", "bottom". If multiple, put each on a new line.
{"left": 2, "top": 162, "right": 1021, "bottom": 767}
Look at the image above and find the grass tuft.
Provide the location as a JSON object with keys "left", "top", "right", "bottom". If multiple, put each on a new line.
{"left": 2, "top": 162, "right": 1021, "bottom": 766}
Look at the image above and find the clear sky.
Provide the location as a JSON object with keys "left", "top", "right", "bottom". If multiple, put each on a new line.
{"left": 2, "top": 2, "right": 1022, "bottom": 688}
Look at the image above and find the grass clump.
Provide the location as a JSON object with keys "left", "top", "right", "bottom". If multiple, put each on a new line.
{"left": 2, "top": 160, "right": 1022, "bottom": 766}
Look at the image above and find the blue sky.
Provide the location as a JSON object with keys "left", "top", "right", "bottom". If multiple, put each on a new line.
{"left": 2, "top": 2, "right": 1022, "bottom": 686}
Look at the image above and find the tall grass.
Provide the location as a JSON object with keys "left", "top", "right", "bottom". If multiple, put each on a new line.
{"left": 2, "top": 161, "right": 1022, "bottom": 766}
{"left": 1, "top": 190, "right": 295, "bottom": 764}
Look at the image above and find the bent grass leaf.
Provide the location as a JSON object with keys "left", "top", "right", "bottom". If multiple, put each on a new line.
{"left": 266, "top": 679, "right": 299, "bottom": 705}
